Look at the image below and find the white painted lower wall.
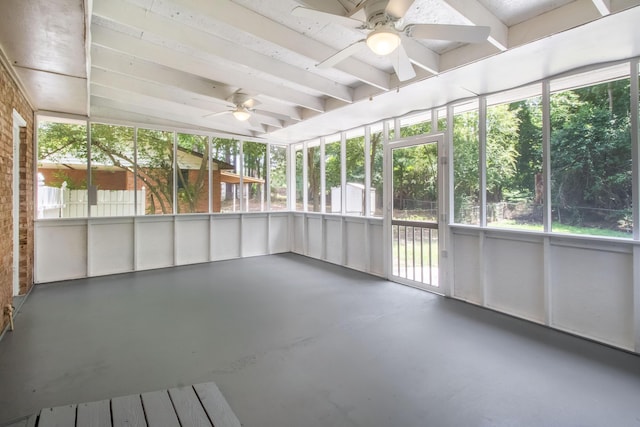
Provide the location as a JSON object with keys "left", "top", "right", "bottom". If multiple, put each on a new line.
{"left": 451, "top": 226, "right": 640, "bottom": 353}
{"left": 290, "top": 212, "right": 385, "bottom": 277}
{"left": 35, "top": 212, "right": 291, "bottom": 283}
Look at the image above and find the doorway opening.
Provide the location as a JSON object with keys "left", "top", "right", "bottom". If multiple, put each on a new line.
{"left": 387, "top": 134, "right": 443, "bottom": 292}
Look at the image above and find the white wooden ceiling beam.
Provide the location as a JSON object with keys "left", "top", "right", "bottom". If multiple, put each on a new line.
{"left": 91, "top": 96, "right": 260, "bottom": 137}
{"left": 508, "top": 0, "right": 601, "bottom": 49}
{"left": 92, "top": 24, "right": 326, "bottom": 113}
{"left": 297, "top": 0, "right": 349, "bottom": 15}
{"left": 93, "top": 0, "right": 354, "bottom": 103}
{"left": 91, "top": 84, "right": 269, "bottom": 135}
{"left": 92, "top": 46, "right": 235, "bottom": 105}
{"left": 440, "top": 0, "right": 509, "bottom": 51}
{"left": 591, "top": 0, "right": 611, "bottom": 15}
{"left": 152, "top": 0, "right": 391, "bottom": 90}
{"left": 91, "top": 67, "right": 285, "bottom": 129}
{"left": 92, "top": 47, "right": 306, "bottom": 122}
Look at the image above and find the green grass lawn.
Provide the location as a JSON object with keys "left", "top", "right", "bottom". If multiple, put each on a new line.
{"left": 489, "top": 220, "right": 632, "bottom": 239}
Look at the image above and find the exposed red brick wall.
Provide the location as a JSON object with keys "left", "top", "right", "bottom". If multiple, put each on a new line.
{"left": 1, "top": 57, "right": 34, "bottom": 331}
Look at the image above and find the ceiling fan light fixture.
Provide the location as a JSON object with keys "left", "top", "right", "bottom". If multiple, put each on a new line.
{"left": 366, "top": 27, "right": 401, "bottom": 56}
{"left": 232, "top": 107, "right": 251, "bottom": 121}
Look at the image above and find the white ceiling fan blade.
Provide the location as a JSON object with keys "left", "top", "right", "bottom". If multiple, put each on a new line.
{"left": 203, "top": 111, "right": 230, "bottom": 118}
{"left": 292, "top": 6, "right": 363, "bottom": 28}
{"left": 317, "top": 40, "right": 366, "bottom": 68}
{"left": 385, "top": 0, "right": 416, "bottom": 20}
{"left": 390, "top": 44, "right": 416, "bottom": 82}
{"left": 405, "top": 24, "right": 491, "bottom": 43}
{"left": 242, "top": 98, "right": 261, "bottom": 109}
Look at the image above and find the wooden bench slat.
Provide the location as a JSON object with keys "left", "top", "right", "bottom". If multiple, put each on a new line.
{"left": 38, "top": 404, "right": 77, "bottom": 427}
{"left": 140, "top": 390, "right": 180, "bottom": 427}
{"left": 3, "top": 417, "right": 28, "bottom": 427}
{"left": 193, "top": 383, "right": 241, "bottom": 427}
{"left": 24, "top": 414, "right": 37, "bottom": 427}
{"left": 168, "top": 386, "right": 212, "bottom": 427}
{"left": 76, "top": 400, "right": 111, "bottom": 427}
{"left": 112, "top": 394, "right": 147, "bottom": 427}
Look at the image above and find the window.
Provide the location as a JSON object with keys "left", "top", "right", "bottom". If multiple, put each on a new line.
{"left": 345, "top": 130, "right": 365, "bottom": 215}
{"left": 400, "top": 111, "right": 432, "bottom": 137}
{"left": 307, "top": 141, "right": 322, "bottom": 212}
{"left": 550, "top": 66, "right": 632, "bottom": 238}
{"left": 294, "top": 144, "right": 304, "bottom": 211}
{"left": 453, "top": 101, "right": 480, "bottom": 225}
{"left": 242, "top": 141, "right": 267, "bottom": 212}
{"left": 90, "top": 123, "right": 137, "bottom": 217}
{"left": 269, "top": 144, "right": 288, "bottom": 211}
{"left": 176, "top": 133, "right": 209, "bottom": 214}
{"left": 324, "top": 136, "right": 341, "bottom": 213}
{"left": 37, "top": 118, "right": 88, "bottom": 218}
{"left": 486, "top": 87, "right": 543, "bottom": 230}
{"left": 211, "top": 137, "right": 239, "bottom": 213}
{"left": 136, "top": 128, "right": 174, "bottom": 215}
{"left": 370, "top": 124, "right": 384, "bottom": 217}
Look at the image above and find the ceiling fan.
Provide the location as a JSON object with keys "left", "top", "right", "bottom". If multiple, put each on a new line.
{"left": 204, "top": 91, "right": 260, "bottom": 122}
{"left": 292, "top": 0, "right": 491, "bottom": 81}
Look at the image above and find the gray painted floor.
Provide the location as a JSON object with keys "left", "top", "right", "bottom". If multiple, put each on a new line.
{"left": 1, "top": 254, "right": 639, "bottom": 426}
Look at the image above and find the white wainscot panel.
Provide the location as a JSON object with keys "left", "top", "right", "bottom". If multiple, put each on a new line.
{"left": 211, "top": 216, "right": 241, "bottom": 260}
{"left": 242, "top": 215, "right": 268, "bottom": 257}
{"left": 452, "top": 231, "right": 482, "bottom": 303}
{"left": 36, "top": 221, "right": 87, "bottom": 282}
{"left": 369, "top": 222, "right": 384, "bottom": 276}
{"left": 90, "top": 220, "right": 134, "bottom": 276}
{"left": 345, "top": 219, "right": 366, "bottom": 271}
{"left": 136, "top": 218, "right": 174, "bottom": 270}
{"left": 269, "top": 214, "right": 290, "bottom": 254}
{"left": 176, "top": 217, "right": 209, "bottom": 265}
{"left": 324, "top": 218, "right": 342, "bottom": 265}
{"left": 293, "top": 214, "right": 304, "bottom": 254}
{"left": 307, "top": 216, "right": 323, "bottom": 259}
{"left": 550, "top": 243, "right": 634, "bottom": 349}
{"left": 484, "top": 236, "right": 544, "bottom": 323}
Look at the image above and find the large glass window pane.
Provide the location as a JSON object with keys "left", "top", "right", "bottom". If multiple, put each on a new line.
{"left": 400, "top": 111, "right": 432, "bottom": 137}
{"left": 550, "top": 67, "right": 632, "bottom": 238}
{"left": 211, "top": 137, "right": 239, "bottom": 213}
{"left": 37, "top": 119, "right": 88, "bottom": 218}
{"left": 453, "top": 101, "right": 480, "bottom": 225}
{"left": 136, "top": 128, "right": 174, "bottom": 215}
{"left": 307, "top": 141, "right": 321, "bottom": 212}
{"left": 269, "top": 144, "right": 288, "bottom": 211}
{"left": 294, "top": 144, "right": 304, "bottom": 211}
{"left": 370, "top": 124, "right": 384, "bottom": 217}
{"left": 486, "top": 87, "right": 543, "bottom": 230}
{"left": 90, "top": 123, "right": 137, "bottom": 217}
{"left": 177, "top": 133, "right": 209, "bottom": 214}
{"left": 345, "top": 131, "right": 365, "bottom": 215}
{"left": 393, "top": 143, "right": 438, "bottom": 221}
{"left": 325, "top": 137, "right": 341, "bottom": 213}
{"left": 243, "top": 141, "right": 267, "bottom": 212}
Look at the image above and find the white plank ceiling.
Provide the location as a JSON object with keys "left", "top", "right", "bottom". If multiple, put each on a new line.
{"left": 1, "top": 0, "right": 639, "bottom": 142}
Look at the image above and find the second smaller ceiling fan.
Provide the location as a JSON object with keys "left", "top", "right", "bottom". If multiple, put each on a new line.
{"left": 205, "top": 91, "right": 260, "bottom": 122}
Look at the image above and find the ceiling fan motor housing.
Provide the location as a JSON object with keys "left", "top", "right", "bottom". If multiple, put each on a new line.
{"left": 365, "top": 0, "right": 394, "bottom": 29}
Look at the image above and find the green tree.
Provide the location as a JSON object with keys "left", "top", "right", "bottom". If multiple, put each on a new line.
{"left": 550, "top": 78, "right": 631, "bottom": 228}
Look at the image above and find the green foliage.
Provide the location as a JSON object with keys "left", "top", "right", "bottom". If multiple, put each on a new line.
{"left": 550, "top": 78, "right": 631, "bottom": 228}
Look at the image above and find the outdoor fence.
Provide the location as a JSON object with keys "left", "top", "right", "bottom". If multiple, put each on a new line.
{"left": 38, "top": 183, "right": 145, "bottom": 218}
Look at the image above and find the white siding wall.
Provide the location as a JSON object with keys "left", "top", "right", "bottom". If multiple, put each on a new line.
{"left": 451, "top": 227, "right": 639, "bottom": 352}
{"left": 291, "top": 213, "right": 384, "bottom": 277}
{"left": 35, "top": 212, "right": 291, "bottom": 283}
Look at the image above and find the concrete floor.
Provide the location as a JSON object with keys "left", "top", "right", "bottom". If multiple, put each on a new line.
{"left": 1, "top": 254, "right": 640, "bottom": 426}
